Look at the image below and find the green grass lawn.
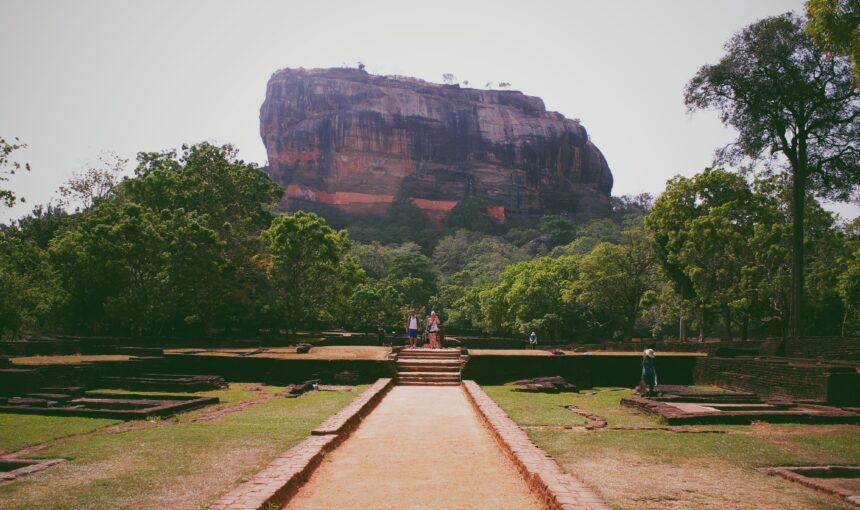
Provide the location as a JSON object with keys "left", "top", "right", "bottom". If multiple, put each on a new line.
{"left": 0, "top": 384, "right": 367, "bottom": 510}
{"left": 485, "top": 385, "right": 860, "bottom": 510}
{"left": 0, "top": 415, "right": 121, "bottom": 454}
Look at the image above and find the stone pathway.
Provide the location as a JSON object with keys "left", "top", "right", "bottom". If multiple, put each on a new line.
{"left": 284, "top": 386, "right": 541, "bottom": 510}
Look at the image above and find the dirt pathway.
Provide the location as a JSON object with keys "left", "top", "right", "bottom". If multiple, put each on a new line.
{"left": 285, "top": 386, "right": 541, "bottom": 510}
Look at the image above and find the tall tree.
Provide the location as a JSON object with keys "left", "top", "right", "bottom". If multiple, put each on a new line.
{"left": 685, "top": 13, "right": 860, "bottom": 335}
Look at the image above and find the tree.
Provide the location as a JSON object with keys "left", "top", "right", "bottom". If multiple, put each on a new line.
{"left": 49, "top": 201, "right": 224, "bottom": 335}
{"left": 570, "top": 233, "right": 659, "bottom": 340}
{"left": 480, "top": 256, "right": 582, "bottom": 340}
{"left": 837, "top": 237, "right": 860, "bottom": 335}
{"left": 127, "top": 143, "right": 283, "bottom": 233}
{"left": 263, "top": 211, "right": 363, "bottom": 332}
{"left": 347, "top": 280, "right": 404, "bottom": 330}
{"left": 444, "top": 198, "right": 502, "bottom": 234}
{"left": 1, "top": 136, "right": 30, "bottom": 208}
{"left": 58, "top": 151, "right": 127, "bottom": 212}
{"left": 685, "top": 13, "right": 860, "bottom": 335}
{"left": 647, "top": 169, "right": 762, "bottom": 340}
{"left": 350, "top": 241, "right": 420, "bottom": 279}
{"left": 806, "top": 0, "right": 860, "bottom": 83}
{"left": 442, "top": 73, "right": 457, "bottom": 85}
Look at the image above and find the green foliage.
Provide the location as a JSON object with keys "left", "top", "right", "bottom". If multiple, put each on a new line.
{"left": 0, "top": 136, "right": 30, "bottom": 208}
{"left": 685, "top": 12, "right": 860, "bottom": 335}
{"left": 57, "top": 151, "right": 127, "bottom": 212}
{"left": 49, "top": 201, "right": 223, "bottom": 335}
{"left": 539, "top": 215, "right": 578, "bottom": 245}
{"left": 0, "top": 227, "right": 63, "bottom": 337}
{"left": 126, "top": 143, "right": 282, "bottom": 232}
{"left": 806, "top": 0, "right": 860, "bottom": 83}
{"left": 263, "top": 211, "right": 364, "bottom": 331}
{"left": 444, "top": 197, "right": 502, "bottom": 234}
{"left": 479, "top": 256, "right": 582, "bottom": 340}
{"left": 571, "top": 231, "right": 659, "bottom": 340}
{"left": 350, "top": 241, "right": 420, "bottom": 279}
{"left": 837, "top": 243, "right": 860, "bottom": 335}
{"left": 347, "top": 280, "right": 405, "bottom": 330}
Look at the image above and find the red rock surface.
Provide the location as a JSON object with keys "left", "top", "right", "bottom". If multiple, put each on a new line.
{"left": 260, "top": 68, "right": 614, "bottom": 223}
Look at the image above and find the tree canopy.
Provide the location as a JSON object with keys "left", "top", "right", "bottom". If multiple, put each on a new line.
{"left": 685, "top": 12, "right": 860, "bottom": 335}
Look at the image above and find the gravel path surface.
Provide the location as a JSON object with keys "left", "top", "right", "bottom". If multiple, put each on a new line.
{"left": 285, "top": 386, "right": 540, "bottom": 510}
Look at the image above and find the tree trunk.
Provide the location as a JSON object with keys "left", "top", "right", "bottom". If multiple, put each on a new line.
{"left": 721, "top": 306, "right": 733, "bottom": 342}
{"left": 741, "top": 314, "right": 749, "bottom": 341}
{"left": 698, "top": 305, "right": 706, "bottom": 342}
{"left": 625, "top": 306, "right": 637, "bottom": 341}
{"left": 789, "top": 170, "right": 806, "bottom": 337}
{"left": 843, "top": 308, "right": 850, "bottom": 338}
{"left": 679, "top": 316, "right": 687, "bottom": 342}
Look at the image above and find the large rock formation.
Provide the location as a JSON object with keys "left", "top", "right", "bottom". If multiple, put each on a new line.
{"left": 260, "top": 68, "right": 613, "bottom": 223}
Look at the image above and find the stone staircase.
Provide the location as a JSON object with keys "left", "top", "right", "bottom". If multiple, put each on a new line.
{"left": 395, "top": 348, "right": 466, "bottom": 386}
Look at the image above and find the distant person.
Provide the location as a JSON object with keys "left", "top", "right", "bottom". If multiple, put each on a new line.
{"left": 406, "top": 311, "right": 419, "bottom": 348}
{"left": 421, "top": 326, "right": 430, "bottom": 348}
{"left": 642, "top": 348, "right": 657, "bottom": 396}
{"left": 377, "top": 325, "right": 386, "bottom": 346}
{"left": 528, "top": 331, "right": 538, "bottom": 350}
{"left": 427, "top": 311, "right": 441, "bottom": 349}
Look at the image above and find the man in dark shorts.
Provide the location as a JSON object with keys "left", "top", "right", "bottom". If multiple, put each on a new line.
{"left": 405, "top": 311, "right": 419, "bottom": 348}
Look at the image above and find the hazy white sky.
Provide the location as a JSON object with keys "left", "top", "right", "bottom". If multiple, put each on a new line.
{"left": 2, "top": 0, "right": 856, "bottom": 222}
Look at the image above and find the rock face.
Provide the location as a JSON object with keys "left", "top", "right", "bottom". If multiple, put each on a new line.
{"left": 260, "top": 68, "right": 613, "bottom": 223}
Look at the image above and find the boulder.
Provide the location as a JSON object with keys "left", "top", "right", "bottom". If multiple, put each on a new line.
{"left": 260, "top": 68, "right": 614, "bottom": 225}
{"left": 509, "top": 376, "right": 578, "bottom": 393}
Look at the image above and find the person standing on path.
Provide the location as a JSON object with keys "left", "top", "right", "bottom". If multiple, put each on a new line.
{"left": 427, "top": 311, "right": 441, "bottom": 349}
{"left": 528, "top": 331, "right": 538, "bottom": 350}
{"left": 642, "top": 348, "right": 657, "bottom": 396}
{"left": 406, "top": 311, "right": 419, "bottom": 348}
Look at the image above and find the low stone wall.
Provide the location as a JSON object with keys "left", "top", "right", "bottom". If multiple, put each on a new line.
{"left": 209, "top": 378, "right": 393, "bottom": 510}
{"left": 693, "top": 357, "right": 860, "bottom": 405}
{"left": 164, "top": 354, "right": 395, "bottom": 385}
{"left": 0, "top": 357, "right": 169, "bottom": 395}
{"left": 780, "top": 337, "right": 860, "bottom": 361}
{"left": 462, "top": 354, "right": 700, "bottom": 387}
{"left": 462, "top": 380, "right": 610, "bottom": 510}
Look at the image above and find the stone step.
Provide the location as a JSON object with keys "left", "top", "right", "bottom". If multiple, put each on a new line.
{"left": 397, "top": 353, "right": 461, "bottom": 360}
{"left": 397, "top": 372, "right": 461, "bottom": 380}
{"left": 396, "top": 364, "right": 461, "bottom": 373}
{"left": 396, "top": 381, "right": 461, "bottom": 386}
{"left": 397, "top": 348, "right": 460, "bottom": 354}
{"left": 396, "top": 357, "right": 461, "bottom": 363}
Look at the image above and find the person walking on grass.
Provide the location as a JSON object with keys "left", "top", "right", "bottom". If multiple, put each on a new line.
{"left": 427, "top": 311, "right": 441, "bottom": 349}
{"left": 642, "top": 348, "right": 657, "bottom": 396}
{"left": 406, "top": 311, "right": 419, "bottom": 348}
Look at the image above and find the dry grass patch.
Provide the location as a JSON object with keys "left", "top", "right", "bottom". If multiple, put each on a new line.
{"left": 0, "top": 385, "right": 367, "bottom": 510}
{"left": 250, "top": 345, "right": 390, "bottom": 360}
{"left": 485, "top": 386, "right": 860, "bottom": 509}
{"left": 468, "top": 349, "right": 553, "bottom": 356}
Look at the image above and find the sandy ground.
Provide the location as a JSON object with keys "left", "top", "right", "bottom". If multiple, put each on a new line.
{"left": 285, "top": 386, "right": 540, "bottom": 510}
{"left": 10, "top": 354, "right": 131, "bottom": 365}
{"left": 468, "top": 349, "right": 707, "bottom": 356}
{"left": 164, "top": 346, "right": 392, "bottom": 360}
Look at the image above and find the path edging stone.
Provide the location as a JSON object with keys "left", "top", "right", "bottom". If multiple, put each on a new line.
{"left": 462, "top": 380, "right": 610, "bottom": 510}
{"left": 209, "top": 378, "right": 393, "bottom": 510}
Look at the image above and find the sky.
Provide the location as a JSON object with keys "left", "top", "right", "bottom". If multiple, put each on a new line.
{"left": 2, "top": 0, "right": 857, "bottom": 222}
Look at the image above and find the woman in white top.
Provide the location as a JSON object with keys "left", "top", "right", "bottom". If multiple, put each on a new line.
{"left": 427, "top": 311, "right": 441, "bottom": 349}
{"left": 405, "top": 311, "right": 419, "bottom": 348}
